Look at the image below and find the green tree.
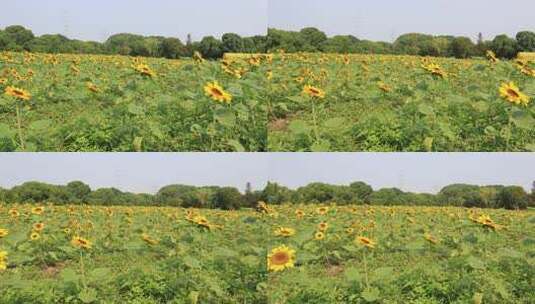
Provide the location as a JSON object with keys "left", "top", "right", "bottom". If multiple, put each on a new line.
{"left": 496, "top": 186, "right": 528, "bottom": 210}
{"left": 449, "top": 37, "right": 475, "bottom": 58}
{"left": 221, "top": 33, "right": 244, "bottom": 53}
{"left": 516, "top": 31, "right": 535, "bottom": 52}
{"left": 491, "top": 35, "right": 519, "bottom": 58}
{"left": 212, "top": 187, "right": 244, "bottom": 210}
{"left": 198, "top": 36, "right": 223, "bottom": 59}
{"left": 159, "top": 37, "right": 184, "bottom": 59}
{"left": 299, "top": 27, "right": 327, "bottom": 51}
{"left": 66, "top": 181, "right": 91, "bottom": 204}
{"left": 4, "top": 25, "right": 35, "bottom": 48}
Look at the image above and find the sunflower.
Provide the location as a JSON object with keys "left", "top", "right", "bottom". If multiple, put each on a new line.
{"left": 486, "top": 50, "right": 499, "bottom": 63}
{"left": 5, "top": 86, "right": 31, "bottom": 101}
{"left": 30, "top": 232, "right": 40, "bottom": 241}
{"left": 31, "top": 206, "right": 45, "bottom": 215}
{"left": 204, "top": 81, "right": 232, "bottom": 104}
{"left": 356, "top": 236, "right": 376, "bottom": 249}
{"left": 499, "top": 82, "right": 530, "bottom": 106}
{"left": 193, "top": 51, "right": 204, "bottom": 64}
{"left": 318, "top": 222, "right": 328, "bottom": 232}
{"left": 314, "top": 231, "right": 325, "bottom": 240}
{"left": 0, "top": 251, "right": 7, "bottom": 271}
{"left": 134, "top": 64, "right": 156, "bottom": 77}
{"left": 378, "top": 81, "right": 392, "bottom": 92}
{"left": 316, "top": 206, "right": 329, "bottom": 215}
{"left": 274, "top": 227, "right": 296, "bottom": 237}
{"left": 33, "top": 222, "right": 45, "bottom": 232}
{"left": 267, "top": 245, "right": 296, "bottom": 272}
{"left": 141, "top": 233, "right": 159, "bottom": 245}
{"left": 63, "top": 228, "right": 71, "bottom": 234}
{"left": 71, "top": 236, "right": 92, "bottom": 249}
{"left": 0, "top": 228, "right": 8, "bottom": 238}
{"left": 422, "top": 63, "right": 447, "bottom": 78}
{"left": 424, "top": 233, "right": 438, "bottom": 244}
{"left": 346, "top": 227, "right": 354, "bottom": 234}
{"left": 303, "top": 85, "right": 326, "bottom": 99}
{"left": 193, "top": 215, "right": 212, "bottom": 229}
{"left": 0, "top": 78, "right": 7, "bottom": 85}
{"left": 87, "top": 82, "right": 100, "bottom": 93}
{"left": 8, "top": 209, "right": 19, "bottom": 217}
{"left": 295, "top": 209, "right": 305, "bottom": 218}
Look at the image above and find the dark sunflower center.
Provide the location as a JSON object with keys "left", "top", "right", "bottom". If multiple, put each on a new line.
{"left": 272, "top": 252, "right": 290, "bottom": 265}
{"left": 211, "top": 88, "right": 223, "bottom": 97}
{"left": 507, "top": 89, "right": 519, "bottom": 98}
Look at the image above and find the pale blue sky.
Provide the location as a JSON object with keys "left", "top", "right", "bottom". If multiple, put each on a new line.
{"left": 269, "top": 0, "right": 535, "bottom": 42}
{"left": 0, "top": 153, "right": 532, "bottom": 194}
{"left": 0, "top": 0, "right": 268, "bottom": 42}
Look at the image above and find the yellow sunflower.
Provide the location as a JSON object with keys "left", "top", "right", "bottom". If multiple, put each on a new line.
{"left": 486, "top": 50, "right": 499, "bottom": 63}
{"left": 0, "top": 228, "right": 8, "bottom": 238}
{"left": 33, "top": 222, "right": 45, "bottom": 232}
{"left": 87, "top": 82, "right": 100, "bottom": 93}
{"left": 424, "top": 233, "right": 438, "bottom": 244}
{"left": 5, "top": 86, "right": 31, "bottom": 101}
{"left": 31, "top": 206, "right": 45, "bottom": 215}
{"left": 267, "top": 245, "right": 296, "bottom": 272}
{"left": 499, "top": 82, "right": 530, "bottom": 106}
{"left": 314, "top": 231, "right": 325, "bottom": 240}
{"left": 318, "top": 222, "right": 328, "bottom": 232}
{"left": 30, "top": 232, "right": 41, "bottom": 241}
{"left": 0, "top": 251, "right": 7, "bottom": 271}
{"left": 356, "top": 236, "right": 376, "bottom": 249}
{"left": 303, "top": 85, "right": 326, "bottom": 99}
{"left": 316, "top": 206, "right": 329, "bottom": 215}
{"left": 141, "top": 233, "right": 159, "bottom": 245}
{"left": 204, "top": 81, "right": 232, "bottom": 104}
{"left": 71, "top": 236, "right": 92, "bottom": 249}
{"left": 134, "top": 64, "right": 156, "bottom": 77}
{"left": 274, "top": 227, "right": 296, "bottom": 237}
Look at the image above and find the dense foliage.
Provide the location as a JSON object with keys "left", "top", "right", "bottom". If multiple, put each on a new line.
{"left": 266, "top": 204, "right": 535, "bottom": 303}
{"left": 0, "top": 52, "right": 268, "bottom": 151}
{"left": 1, "top": 25, "right": 534, "bottom": 59}
{"left": 267, "top": 53, "right": 535, "bottom": 152}
{"left": 0, "top": 180, "right": 532, "bottom": 210}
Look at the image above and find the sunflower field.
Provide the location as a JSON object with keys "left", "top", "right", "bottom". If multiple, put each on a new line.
{"left": 267, "top": 52, "right": 535, "bottom": 152}
{"left": 0, "top": 51, "right": 268, "bottom": 151}
{"left": 1, "top": 203, "right": 533, "bottom": 303}
{"left": 266, "top": 204, "right": 535, "bottom": 304}
{"left": 0, "top": 204, "right": 269, "bottom": 303}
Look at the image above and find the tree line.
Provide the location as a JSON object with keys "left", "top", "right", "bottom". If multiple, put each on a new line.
{"left": 1, "top": 25, "right": 535, "bottom": 60}
{"left": 0, "top": 181, "right": 533, "bottom": 211}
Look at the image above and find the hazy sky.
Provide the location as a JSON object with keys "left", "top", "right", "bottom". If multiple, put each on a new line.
{"left": 269, "top": 0, "right": 535, "bottom": 42}
{"left": 0, "top": 153, "right": 533, "bottom": 194}
{"left": 0, "top": 0, "right": 268, "bottom": 42}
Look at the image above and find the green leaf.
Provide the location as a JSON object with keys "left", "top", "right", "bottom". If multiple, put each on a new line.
{"left": 323, "top": 117, "right": 346, "bottom": 129}
{"left": 423, "top": 137, "right": 433, "bottom": 152}
{"left": 215, "top": 108, "right": 236, "bottom": 128}
{"left": 88, "top": 267, "right": 112, "bottom": 282}
{"left": 0, "top": 123, "right": 14, "bottom": 139}
{"left": 525, "top": 143, "right": 535, "bottom": 152}
{"left": 61, "top": 268, "right": 79, "bottom": 283}
{"left": 188, "top": 291, "right": 200, "bottom": 304}
{"left": 418, "top": 103, "right": 435, "bottom": 116}
{"left": 183, "top": 256, "right": 201, "bottom": 269}
{"left": 311, "top": 140, "right": 331, "bottom": 152}
{"left": 227, "top": 139, "right": 245, "bottom": 152}
{"left": 344, "top": 267, "right": 362, "bottom": 282}
{"left": 287, "top": 95, "right": 306, "bottom": 103}
{"left": 29, "top": 119, "right": 52, "bottom": 131}
{"left": 133, "top": 137, "right": 143, "bottom": 152}
{"left": 288, "top": 120, "right": 310, "bottom": 135}
{"left": 466, "top": 256, "right": 485, "bottom": 270}
{"left": 127, "top": 103, "right": 144, "bottom": 115}
{"left": 79, "top": 288, "right": 98, "bottom": 303}
{"left": 510, "top": 108, "right": 535, "bottom": 130}
{"left": 361, "top": 287, "right": 381, "bottom": 302}
{"left": 373, "top": 267, "right": 394, "bottom": 282}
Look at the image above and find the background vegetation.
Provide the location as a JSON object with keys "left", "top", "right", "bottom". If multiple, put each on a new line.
{"left": 1, "top": 25, "right": 534, "bottom": 59}
{"left": 0, "top": 180, "right": 533, "bottom": 210}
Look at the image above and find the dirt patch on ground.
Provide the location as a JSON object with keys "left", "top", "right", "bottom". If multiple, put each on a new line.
{"left": 268, "top": 118, "right": 290, "bottom": 132}
{"left": 325, "top": 264, "right": 345, "bottom": 277}
{"left": 42, "top": 262, "right": 66, "bottom": 278}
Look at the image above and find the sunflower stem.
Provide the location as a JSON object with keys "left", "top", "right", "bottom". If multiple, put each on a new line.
{"left": 311, "top": 101, "right": 320, "bottom": 144}
{"left": 363, "top": 250, "right": 370, "bottom": 289}
{"left": 15, "top": 103, "right": 26, "bottom": 150}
